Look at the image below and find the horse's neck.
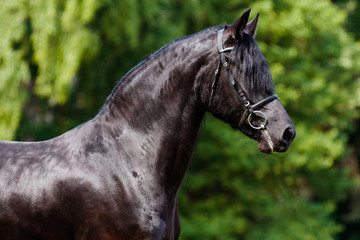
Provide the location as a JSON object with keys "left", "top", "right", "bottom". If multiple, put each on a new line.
{"left": 93, "top": 32, "right": 216, "bottom": 193}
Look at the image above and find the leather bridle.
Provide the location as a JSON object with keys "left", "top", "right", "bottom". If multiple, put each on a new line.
{"left": 208, "top": 29, "right": 279, "bottom": 151}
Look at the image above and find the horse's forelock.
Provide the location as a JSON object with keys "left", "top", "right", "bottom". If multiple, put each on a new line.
{"left": 231, "top": 33, "right": 275, "bottom": 96}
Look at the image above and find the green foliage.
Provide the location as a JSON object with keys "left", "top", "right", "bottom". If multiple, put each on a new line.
{"left": 0, "top": 0, "right": 360, "bottom": 239}
{"left": 0, "top": 0, "right": 31, "bottom": 140}
{"left": 30, "top": 0, "right": 100, "bottom": 104}
{"left": 180, "top": 116, "right": 352, "bottom": 239}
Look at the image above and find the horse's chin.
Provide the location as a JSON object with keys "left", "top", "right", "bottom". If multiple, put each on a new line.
{"left": 257, "top": 141, "right": 273, "bottom": 154}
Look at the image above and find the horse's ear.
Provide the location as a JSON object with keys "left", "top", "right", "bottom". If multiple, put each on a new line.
{"left": 245, "top": 12, "right": 260, "bottom": 37}
{"left": 223, "top": 9, "right": 251, "bottom": 44}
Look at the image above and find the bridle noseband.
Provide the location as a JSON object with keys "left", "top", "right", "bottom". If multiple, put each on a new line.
{"left": 209, "top": 29, "right": 279, "bottom": 151}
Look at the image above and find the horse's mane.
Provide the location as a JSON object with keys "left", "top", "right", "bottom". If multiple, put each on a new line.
{"left": 99, "top": 25, "right": 274, "bottom": 113}
{"left": 99, "top": 26, "right": 221, "bottom": 112}
{"left": 230, "top": 32, "right": 275, "bottom": 96}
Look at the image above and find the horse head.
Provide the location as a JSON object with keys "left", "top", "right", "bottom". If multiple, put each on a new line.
{"left": 205, "top": 9, "right": 295, "bottom": 153}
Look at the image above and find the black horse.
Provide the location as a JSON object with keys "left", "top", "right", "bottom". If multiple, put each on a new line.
{"left": 0, "top": 9, "right": 295, "bottom": 240}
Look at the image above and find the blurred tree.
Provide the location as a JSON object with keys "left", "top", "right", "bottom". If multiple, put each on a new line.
{"left": 332, "top": 0, "right": 360, "bottom": 40}
{"left": 0, "top": 0, "right": 359, "bottom": 239}
{"left": 331, "top": 0, "right": 360, "bottom": 239}
{"left": 0, "top": 0, "right": 31, "bottom": 140}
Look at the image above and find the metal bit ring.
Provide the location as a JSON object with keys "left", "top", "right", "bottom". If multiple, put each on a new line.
{"left": 248, "top": 111, "right": 268, "bottom": 130}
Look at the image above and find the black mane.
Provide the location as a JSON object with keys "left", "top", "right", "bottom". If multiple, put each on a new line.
{"left": 100, "top": 26, "right": 220, "bottom": 112}
{"left": 230, "top": 32, "right": 275, "bottom": 97}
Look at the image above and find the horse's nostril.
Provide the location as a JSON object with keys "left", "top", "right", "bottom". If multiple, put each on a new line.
{"left": 282, "top": 127, "right": 295, "bottom": 144}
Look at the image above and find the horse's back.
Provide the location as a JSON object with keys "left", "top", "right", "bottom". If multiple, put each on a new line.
{"left": 0, "top": 139, "right": 70, "bottom": 184}
{"left": 0, "top": 137, "right": 85, "bottom": 239}
{"left": 0, "top": 127, "right": 158, "bottom": 240}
